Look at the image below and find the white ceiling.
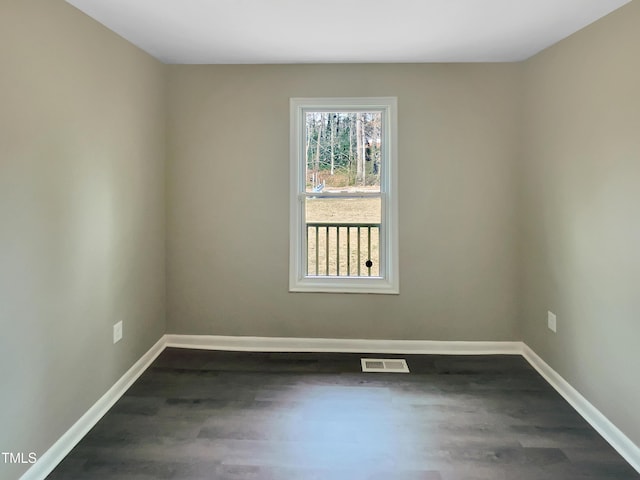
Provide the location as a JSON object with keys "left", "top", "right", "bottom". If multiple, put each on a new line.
{"left": 65, "top": 0, "right": 630, "bottom": 64}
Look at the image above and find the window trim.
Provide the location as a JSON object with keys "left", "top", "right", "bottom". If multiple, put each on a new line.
{"left": 289, "top": 97, "right": 399, "bottom": 294}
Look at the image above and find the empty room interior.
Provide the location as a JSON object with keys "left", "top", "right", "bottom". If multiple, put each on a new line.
{"left": 1, "top": 0, "right": 639, "bottom": 479}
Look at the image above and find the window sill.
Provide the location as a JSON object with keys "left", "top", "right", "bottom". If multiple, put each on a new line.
{"left": 289, "top": 277, "right": 399, "bottom": 294}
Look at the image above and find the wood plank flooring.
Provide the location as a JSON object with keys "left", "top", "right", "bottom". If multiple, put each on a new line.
{"left": 47, "top": 349, "right": 640, "bottom": 479}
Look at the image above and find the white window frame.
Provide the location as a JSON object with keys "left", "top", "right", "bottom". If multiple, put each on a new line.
{"left": 289, "top": 97, "right": 399, "bottom": 294}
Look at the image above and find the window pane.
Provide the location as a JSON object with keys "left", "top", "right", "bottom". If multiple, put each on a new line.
{"left": 305, "top": 197, "right": 381, "bottom": 277}
{"left": 305, "top": 112, "right": 382, "bottom": 194}
{"left": 305, "top": 197, "right": 381, "bottom": 223}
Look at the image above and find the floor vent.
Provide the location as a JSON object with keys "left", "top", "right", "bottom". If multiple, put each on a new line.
{"left": 361, "top": 358, "right": 409, "bottom": 373}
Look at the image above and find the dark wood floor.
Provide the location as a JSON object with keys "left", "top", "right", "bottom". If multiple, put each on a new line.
{"left": 47, "top": 349, "right": 639, "bottom": 480}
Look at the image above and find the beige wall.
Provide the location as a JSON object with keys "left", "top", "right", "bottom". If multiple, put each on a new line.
{"left": 521, "top": 1, "right": 640, "bottom": 447}
{"left": 0, "top": 1, "right": 166, "bottom": 478}
{"left": 166, "top": 64, "right": 522, "bottom": 341}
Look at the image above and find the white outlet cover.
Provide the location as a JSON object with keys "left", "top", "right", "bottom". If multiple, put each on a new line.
{"left": 113, "top": 321, "right": 123, "bottom": 344}
{"left": 547, "top": 311, "right": 557, "bottom": 333}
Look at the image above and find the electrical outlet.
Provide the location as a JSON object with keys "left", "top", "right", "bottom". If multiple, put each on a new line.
{"left": 547, "top": 311, "right": 557, "bottom": 333}
{"left": 113, "top": 321, "right": 123, "bottom": 344}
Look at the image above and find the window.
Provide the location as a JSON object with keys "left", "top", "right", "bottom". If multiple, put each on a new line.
{"left": 289, "top": 97, "right": 398, "bottom": 294}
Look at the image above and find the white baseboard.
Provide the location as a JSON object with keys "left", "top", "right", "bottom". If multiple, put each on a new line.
{"left": 522, "top": 344, "right": 640, "bottom": 473}
{"left": 164, "top": 334, "right": 524, "bottom": 355}
{"left": 20, "top": 336, "right": 166, "bottom": 480}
